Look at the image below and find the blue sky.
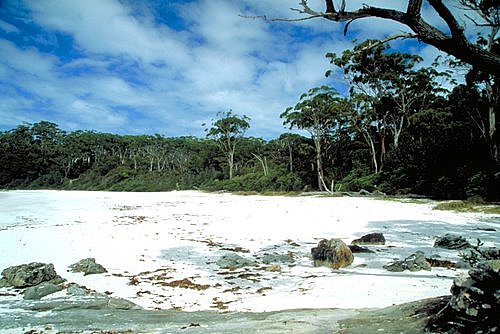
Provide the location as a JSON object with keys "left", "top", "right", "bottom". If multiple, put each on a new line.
{"left": 0, "top": 1, "right": 464, "bottom": 139}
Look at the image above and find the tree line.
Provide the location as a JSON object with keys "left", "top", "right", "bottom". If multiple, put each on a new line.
{"left": 0, "top": 40, "right": 498, "bottom": 200}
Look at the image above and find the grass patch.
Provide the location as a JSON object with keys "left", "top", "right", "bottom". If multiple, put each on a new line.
{"left": 433, "top": 201, "right": 500, "bottom": 214}
{"left": 378, "top": 197, "right": 430, "bottom": 204}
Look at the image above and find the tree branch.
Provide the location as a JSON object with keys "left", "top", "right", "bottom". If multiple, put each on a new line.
{"left": 315, "top": 1, "right": 500, "bottom": 75}
{"left": 407, "top": 0, "right": 423, "bottom": 17}
{"left": 243, "top": 1, "right": 500, "bottom": 75}
{"left": 427, "top": 0, "right": 465, "bottom": 39}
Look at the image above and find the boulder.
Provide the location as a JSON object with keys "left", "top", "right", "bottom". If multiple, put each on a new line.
{"left": 23, "top": 282, "right": 63, "bottom": 300}
{"left": 352, "top": 233, "right": 385, "bottom": 245}
{"left": 69, "top": 258, "right": 107, "bottom": 275}
{"left": 383, "top": 251, "right": 431, "bottom": 272}
{"left": 216, "top": 254, "right": 257, "bottom": 269}
{"left": 427, "top": 260, "right": 500, "bottom": 333}
{"left": 1, "top": 263, "right": 63, "bottom": 288}
{"left": 311, "top": 239, "right": 354, "bottom": 269}
{"left": 433, "top": 234, "right": 471, "bottom": 250}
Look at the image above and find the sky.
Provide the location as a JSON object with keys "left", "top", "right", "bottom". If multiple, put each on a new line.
{"left": 0, "top": 0, "right": 473, "bottom": 139}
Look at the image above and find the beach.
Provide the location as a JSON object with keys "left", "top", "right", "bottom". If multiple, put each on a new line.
{"left": 1, "top": 190, "right": 498, "bottom": 316}
{"left": 0, "top": 191, "right": 499, "bottom": 312}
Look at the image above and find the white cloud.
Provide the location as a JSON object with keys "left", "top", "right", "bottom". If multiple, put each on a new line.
{"left": 2, "top": 0, "right": 468, "bottom": 138}
{"left": 26, "top": 0, "right": 192, "bottom": 66}
{"left": 0, "top": 19, "right": 20, "bottom": 34}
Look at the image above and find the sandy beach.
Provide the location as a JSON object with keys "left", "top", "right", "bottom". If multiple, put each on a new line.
{"left": 0, "top": 190, "right": 498, "bottom": 315}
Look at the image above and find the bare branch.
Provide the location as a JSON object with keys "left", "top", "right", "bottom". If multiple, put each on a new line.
{"left": 464, "top": 13, "right": 498, "bottom": 26}
{"left": 239, "top": 14, "right": 324, "bottom": 22}
{"left": 358, "top": 33, "right": 419, "bottom": 51}
{"left": 242, "top": 1, "right": 500, "bottom": 75}
{"left": 427, "top": 0, "right": 465, "bottom": 38}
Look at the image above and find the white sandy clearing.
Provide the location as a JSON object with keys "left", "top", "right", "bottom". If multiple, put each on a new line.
{"left": 0, "top": 190, "right": 498, "bottom": 312}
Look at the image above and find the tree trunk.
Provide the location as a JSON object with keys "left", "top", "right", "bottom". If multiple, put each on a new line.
{"left": 362, "top": 130, "right": 378, "bottom": 174}
{"left": 228, "top": 151, "right": 234, "bottom": 180}
{"left": 313, "top": 137, "right": 324, "bottom": 191}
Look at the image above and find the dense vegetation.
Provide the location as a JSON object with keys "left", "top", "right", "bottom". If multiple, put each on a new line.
{"left": 1, "top": 41, "right": 498, "bottom": 201}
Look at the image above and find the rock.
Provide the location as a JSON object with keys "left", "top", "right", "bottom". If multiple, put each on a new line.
{"left": 352, "top": 233, "right": 385, "bottom": 245}
{"left": 66, "top": 283, "right": 92, "bottom": 296}
{"left": 0, "top": 277, "right": 9, "bottom": 288}
{"left": 311, "top": 239, "right": 353, "bottom": 269}
{"left": 23, "top": 282, "right": 63, "bottom": 300}
{"left": 383, "top": 251, "right": 431, "bottom": 272}
{"left": 426, "top": 258, "right": 457, "bottom": 268}
{"left": 216, "top": 254, "right": 257, "bottom": 269}
{"left": 433, "top": 234, "right": 471, "bottom": 250}
{"left": 348, "top": 244, "right": 375, "bottom": 253}
{"left": 261, "top": 253, "right": 295, "bottom": 264}
{"left": 427, "top": 260, "right": 500, "bottom": 333}
{"left": 1, "top": 263, "right": 62, "bottom": 288}
{"left": 69, "top": 258, "right": 107, "bottom": 275}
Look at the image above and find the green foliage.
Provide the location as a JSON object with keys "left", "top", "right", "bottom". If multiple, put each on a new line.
{"left": 341, "top": 172, "right": 379, "bottom": 192}
{"left": 204, "top": 110, "right": 251, "bottom": 180}
{"left": 200, "top": 171, "right": 303, "bottom": 193}
{"left": 433, "top": 201, "right": 500, "bottom": 214}
{"left": 0, "top": 39, "right": 498, "bottom": 201}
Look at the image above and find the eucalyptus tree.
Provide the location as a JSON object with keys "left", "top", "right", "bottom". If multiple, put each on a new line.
{"left": 204, "top": 110, "right": 250, "bottom": 180}
{"left": 458, "top": 0, "right": 499, "bottom": 161}
{"left": 281, "top": 86, "right": 349, "bottom": 191}
{"left": 327, "top": 40, "right": 446, "bottom": 172}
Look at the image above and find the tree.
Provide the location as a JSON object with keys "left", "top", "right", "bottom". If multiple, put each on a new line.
{"left": 281, "top": 86, "right": 348, "bottom": 191}
{"left": 458, "top": 0, "right": 500, "bottom": 161}
{"left": 286, "top": 0, "right": 500, "bottom": 76}
{"left": 204, "top": 110, "right": 250, "bottom": 179}
{"left": 327, "top": 40, "right": 447, "bottom": 172}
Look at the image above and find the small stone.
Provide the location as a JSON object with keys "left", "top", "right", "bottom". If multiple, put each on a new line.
{"left": 352, "top": 233, "right": 385, "bottom": 245}
{"left": 69, "top": 258, "right": 107, "bottom": 275}
{"left": 348, "top": 244, "right": 375, "bottom": 253}
{"left": 384, "top": 251, "right": 431, "bottom": 272}
{"left": 434, "top": 234, "right": 471, "bottom": 250}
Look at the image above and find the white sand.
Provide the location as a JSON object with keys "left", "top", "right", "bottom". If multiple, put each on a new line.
{"left": 0, "top": 190, "right": 498, "bottom": 312}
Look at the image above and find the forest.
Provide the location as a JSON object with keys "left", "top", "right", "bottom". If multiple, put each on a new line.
{"left": 1, "top": 39, "right": 499, "bottom": 201}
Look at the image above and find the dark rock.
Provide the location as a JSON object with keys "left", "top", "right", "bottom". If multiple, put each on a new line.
{"left": 426, "top": 258, "right": 457, "bottom": 268}
{"left": 216, "top": 254, "right": 257, "bottom": 269}
{"left": 348, "top": 244, "right": 375, "bottom": 253}
{"left": 23, "top": 282, "right": 63, "bottom": 300}
{"left": 69, "top": 258, "right": 107, "bottom": 275}
{"left": 433, "top": 234, "right": 471, "bottom": 250}
{"left": 1, "top": 263, "right": 62, "bottom": 288}
{"left": 427, "top": 259, "right": 500, "bottom": 333}
{"left": 383, "top": 251, "right": 431, "bottom": 272}
{"left": 352, "top": 233, "right": 385, "bottom": 245}
{"left": 311, "top": 238, "right": 353, "bottom": 269}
